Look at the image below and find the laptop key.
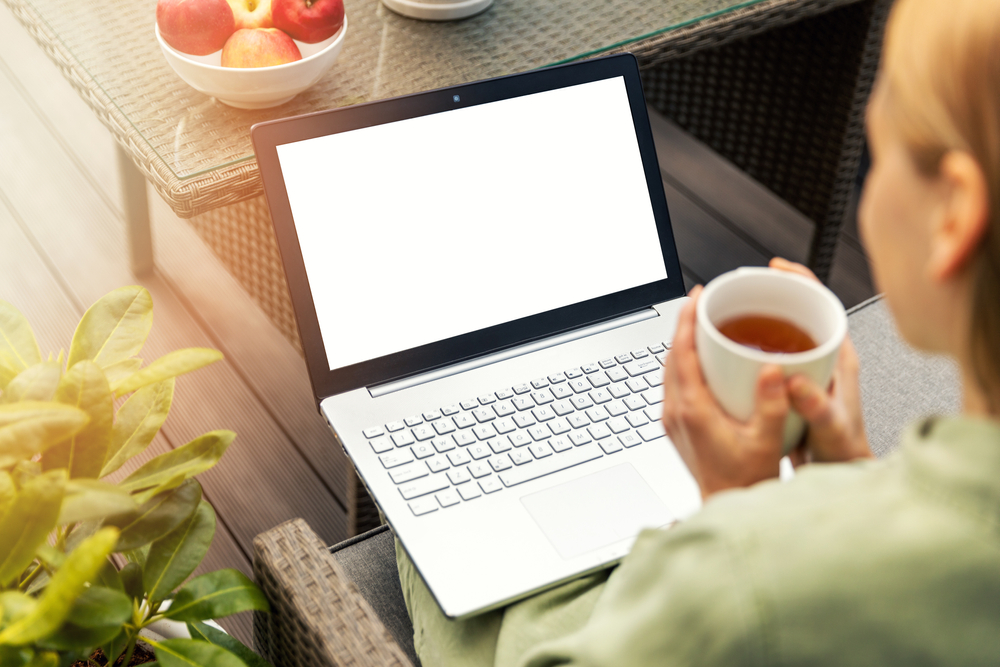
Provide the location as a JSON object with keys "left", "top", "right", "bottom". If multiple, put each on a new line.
{"left": 493, "top": 401, "right": 516, "bottom": 417}
{"left": 549, "top": 435, "right": 573, "bottom": 453}
{"left": 423, "top": 409, "right": 442, "bottom": 421}
{"left": 607, "top": 417, "right": 631, "bottom": 434}
{"left": 448, "top": 449, "right": 472, "bottom": 466}
{"left": 624, "top": 359, "right": 659, "bottom": 376}
{"left": 454, "top": 431, "right": 476, "bottom": 447}
{"left": 645, "top": 369, "right": 664, "bottom": 387}
{"left": 531, "top": 377, "right": 549, "bottom": 389}
{"left": 564, "top": 368, "right": 583, "bottom": 379}
{"left": 499, "top": 444, "right": 603, "bottom": 487}
{"left": 489, "top": 438, "right": 512, "bottom": 454}
{"left": 434, "top": 489, "right": 461, "bottom": 507}
{"left": 637, "top": 422, "right": 667, "bottom": 441}
{"left": 599, "top": 358, "right": 617, "bottom": 369}
{"left": 512, "top": 383, "right": 532, "bottom": 394}
{"left": 588, "top": 372, "right": 611, "bottom": 388}
{"left": 600, "top": 439, "right": 624, "bottom": 455}
{"left": 588, "top": 424, "right": 612, "bottom": 440}
{"left": 472, "top": 425, "right": 496, "bottom": 440}
{"left": 605, "top": 399, "right": 628, "bottom": 417}
{"left": 530, "top": 390, "right": 554, "bottom": 405}
{"left": 480, "top": 477, "right": 503, "bottom": 494}
{"left": 478, "top": 394, "right": 496, "bottom": 405}
{"left": 447, "top": 467, "right": 471, "bottom": 485}
{"left": 405, "top": 415, "right": 423, "bottom": 427}
{"left": 641, "top": 388, "right": 664, "bottom": 405}
{"left": 548, "top": 418, "right": 571, "bottom": 435}
{"left": 460, "top": 400, "right": 478, "bottom": 410}
{"left": 509, "top": 431, "right": 532, "bottom": 448}
{"left": 386, "top": 420, "right": 405, "bottom": 432}
{"left": 494, "top": 417, "right": 516, "bottom": 435}
{"left": 409, "top": 497, "right": 438, "bottom": 516}
{"left": 412, "top": 442, "right": 436, "bottom": 459}
{"left": 620, "top": 432, "right": 643, "bottom": 448}
{"left": 606, "top": 367, "right": 629, "bottom": 383}
{"left": 392, "top": 431, "right": 416, "bottom": 447}
{"left": 412, "top": 425, "right": 435, "bottom": 441}
{"left": 433, "top": 420, "right": 456, "bottom": 435}
{"left": 389, "top": 462, "right": 428, "bottom": 484}
{"left": 468, "top": 443, "right": 492, "bottom": 460}
{"left": 626, "top": 412, "right": 649, "bottom": 428}
{"left": 369, "top": 437, "right": 393, "bottom": 454}
{"left": 453, "top": 414, "right": 475, "bottom": 429}
{"left": 363, "top": 426, "right": 385, "bottom": 438}
{"left": 436, "top": 488, "right": 461, "bottom": 508}
{"left": 495, "top": 388, "right": 515, "bottom": 400}
{"left": 548, "top": 372, "right": 567, "bottom": 384}
{"left": 509, "top": 450, "right": 532, "bottom": 466}
{"left": 550, "top": 384, "right": 574, "bottom": 400}
{"left": 489, "top": 456, "right": 513, "bottom": 472}
{"left": 441, "top": 404, "right": 460, "bottom": 416}
{"left": 426, "top": 455, "right": 450, "bottom": 473}
{"left": 528, "top": 443, "right": 553, "bottom": 459}
{"left": 458, "top": 484, "right": 482, "bottom": 501}
{"left": 469, "top": 462, "right": 492, "bottom": 478}
{"left": 645, "top": 405, "right": 663, "bottom": 421}
{"left": 472, "top": 407, "right": 495, "bottom": 423}
{"left": 380, "top": 449, "right": 415, "bottom": 468}
{"left": 399, "top": 474, "right": 450, "bottom": 500}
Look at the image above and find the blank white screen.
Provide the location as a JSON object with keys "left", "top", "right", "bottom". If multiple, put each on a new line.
{"left": 277, "top": 76, "right": 668, "bottom": 372}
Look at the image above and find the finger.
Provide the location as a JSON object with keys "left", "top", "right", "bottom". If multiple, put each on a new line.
{"left": 768, "top": 257, "right": 820, "bottom": 283}
{"left": 787, "top": 374, "right": 836, "bottom": 430}
{"left": 671, "top": 286, "right": 708, "bottom": 394}
{"left": 752, "top": 364, "right": 790, "bottom": 444}
{"left": 788, "top": 442, "right": 808, "bottom": 467}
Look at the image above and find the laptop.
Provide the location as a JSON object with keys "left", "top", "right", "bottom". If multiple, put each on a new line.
{"left": 251, "top": 53, "right": 702, "bottom": 619}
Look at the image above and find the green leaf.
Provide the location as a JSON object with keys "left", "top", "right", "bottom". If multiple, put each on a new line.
{"left": 66, "top": 586, "right": 131, "bottom": 628}
{"left": 100, "top": 379, "right": 174, "bottom": 478}
{"left": 36, "top": 622, "right": 121, "bottom": 652}
{"left": 101, "top": 629, "right": 128, "bottom": 666}
{"left": 101, "top": 358, "right": 142, "bottom": 388}
{"left": 95, "top": 559, "right": 124, "bottom": 592}
{"left": 25, "top": 650, "right": 58, "bottom": 667}
{"left": 0, "top": 302, "right": 41, "bottom": 379}
{"left": 0, "top": 527, "right": 118, "bottom": 646}
{"left": 120, "top": 561, "right": 144, "bottom": 600}
{"left": 0, "top": 646, "right": 32, "bottom": 667}
{"left": 186, "top": 622, "right": 273, "bottom": 667}
{"left": 34, "top": 544, "right": 65, "bottom": 570}
{"left": 154, "top": 638, "right": 247, "bottom": 667}
{"left": 67, "top": 287, "right": 153, "bottom": 370}
{"left": 58, "top": 479, "right": 138, "bottom": 525}
{"left": 2, "top": 362, "right": 62, "bottom": 404}
{"left": 43, "top": 361, "right": 113, "bottom": 478}
{"left": 105, "top": 478, "right": 202, "bottom": 552}
{"left": 164, "top": 570, "right": 269, "bottom": 622}
{"left": 0, "top": 471, "right": 13, "bottom": 518}
{"left": 144, "top": 501, "right": 216, "bottom": 602}
{"left": 119, "top": 431, "right": 235, "bottom": 494}
{"left": 0, "top": 470, "right": 66, "bottom": 587}
{"left": 112, "top": 348, "right": 223, "bottom": 398}
{"left": 0, "top": 592, "right": 36, "bottom": 628}
{"left": 0, "top": 401, "right": 90, "bottom": 469}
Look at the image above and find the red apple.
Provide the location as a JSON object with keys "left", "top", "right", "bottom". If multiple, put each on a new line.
{"left": 157, "top": 0, "right": 235, "bottom": 56}
{"left": 221, "top": 28, "right": 302, "bottom": 67}
{"left": 272, "top": 0, "right": 344, "bottom": 44}
{"left": 226, "top": 0, "right": 273, "bottom": 30}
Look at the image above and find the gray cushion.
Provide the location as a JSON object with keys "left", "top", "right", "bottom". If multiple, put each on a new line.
{"left": 329, "top": 525, "right": 420, "bottom": 666}
{"left": 849, "top": 296, "right": 961, "bottom": 458}
{"left": 328, "top": 295, "right": 962, "bottom": 665}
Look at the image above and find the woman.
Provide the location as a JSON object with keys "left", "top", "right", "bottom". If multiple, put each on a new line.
{"left": 398, "top": 0, "right": 1000, "bottom": 662}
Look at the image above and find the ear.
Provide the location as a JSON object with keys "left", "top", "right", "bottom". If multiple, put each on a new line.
{"left": 928, "top": 151, "right": 991, "bottom": 281}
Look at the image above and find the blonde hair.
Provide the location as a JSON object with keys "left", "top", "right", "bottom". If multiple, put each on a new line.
{"left": 882, "top": 0, "right": 1000, "bottom": 408}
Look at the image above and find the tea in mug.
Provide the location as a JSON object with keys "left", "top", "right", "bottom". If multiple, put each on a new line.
{"left": 717, "top": 314, "right": 817, "bottom": 354}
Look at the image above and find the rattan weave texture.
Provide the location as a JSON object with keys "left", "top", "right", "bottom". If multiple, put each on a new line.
{"left": 253, "top": 518, "right": 413, "bottom": 667}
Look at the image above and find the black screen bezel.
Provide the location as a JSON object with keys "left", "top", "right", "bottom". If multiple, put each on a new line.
{"left": 251, "top": 54, "right": 685, "bottom": 401}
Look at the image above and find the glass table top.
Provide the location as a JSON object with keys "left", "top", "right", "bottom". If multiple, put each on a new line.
{"left": 20, "top": 0, "right": 766, "bottom": 183}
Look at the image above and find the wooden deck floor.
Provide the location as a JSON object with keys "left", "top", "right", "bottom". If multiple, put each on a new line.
{"left": 0, "top": 0, "right": 873, "bottom": 649}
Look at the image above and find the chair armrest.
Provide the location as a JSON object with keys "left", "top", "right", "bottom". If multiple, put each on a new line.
{"left": 252, "top": 518, "right": 414, "bottom": 667}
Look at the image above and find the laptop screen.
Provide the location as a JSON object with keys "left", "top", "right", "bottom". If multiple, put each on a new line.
{"left": 275, "top": 76, "right": 667, "bottom": 372}
{"left": 253, "top": 54, "right": 685, "bottom": 398}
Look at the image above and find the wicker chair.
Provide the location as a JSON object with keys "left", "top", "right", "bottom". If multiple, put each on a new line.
{"left": 252, "top": 296, "right": 961, "bottom": 667}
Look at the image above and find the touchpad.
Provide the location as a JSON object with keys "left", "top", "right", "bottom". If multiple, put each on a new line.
{"left": 520, "top": 463, "right": 674, "bottom": 560}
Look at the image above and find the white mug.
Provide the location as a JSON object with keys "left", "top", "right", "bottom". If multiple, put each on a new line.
{"left": 695, "top": 267, "right": 848, "bottom": 453}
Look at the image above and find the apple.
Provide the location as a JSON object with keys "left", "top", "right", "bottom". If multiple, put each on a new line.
{"left": 157, "top": 0, "right": 235, "bottom": 56}
{"left": 221, "top": 28, "right": 302, "bottom": 67}
{"left": 272, "top": 0, "right": 344, "bottom": 44}
{"left": 226, "top": 0, "right": 274, "bottom": 30}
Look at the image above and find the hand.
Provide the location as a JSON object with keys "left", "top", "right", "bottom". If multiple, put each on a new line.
{"left": 769, "top": 257, "right": 873, "bottom": 463}
{"left": 661, "top": 286, "right": 791, "bottom": 500}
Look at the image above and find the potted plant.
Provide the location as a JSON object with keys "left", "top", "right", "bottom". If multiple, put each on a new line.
{"left": 0, "top": 286, "right": 272, "bottom": 667}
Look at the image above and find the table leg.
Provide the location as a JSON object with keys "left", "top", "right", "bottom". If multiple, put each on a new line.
{"left": 116, "top": 143, "right": 154, "bottom": 275}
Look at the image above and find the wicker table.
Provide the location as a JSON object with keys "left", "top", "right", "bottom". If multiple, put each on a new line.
{"left": 5, "top": 0, "right": 888, "bottom": 352}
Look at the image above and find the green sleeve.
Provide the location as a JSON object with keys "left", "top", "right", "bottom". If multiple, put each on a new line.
{"left": 516, "top": 520, "right": 764, "bottom": 667}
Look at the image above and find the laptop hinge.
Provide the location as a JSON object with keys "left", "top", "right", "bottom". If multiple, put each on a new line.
{"left": 369, "top": 308, "right": 659, "bottom": 398}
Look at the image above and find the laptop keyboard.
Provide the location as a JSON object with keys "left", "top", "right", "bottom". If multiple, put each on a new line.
{"left": 363, "top": 342, "right": 671, "bottom": 517}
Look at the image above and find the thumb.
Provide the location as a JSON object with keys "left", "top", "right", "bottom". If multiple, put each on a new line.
{"left": 753, "top": 365, "right": 789, "bottom": 444}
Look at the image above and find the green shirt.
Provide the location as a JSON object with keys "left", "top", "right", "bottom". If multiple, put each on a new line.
{"left": 397, "top": 416, "right": 1000, "bottom": 666}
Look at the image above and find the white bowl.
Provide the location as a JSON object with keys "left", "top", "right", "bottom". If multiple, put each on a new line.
{"left": 155, "top": 18, "right": 347, "bottom": 109}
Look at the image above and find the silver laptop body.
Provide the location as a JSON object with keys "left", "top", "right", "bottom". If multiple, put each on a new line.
{"left": 252, "top": 54, "right": 701, "bottom": 619}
